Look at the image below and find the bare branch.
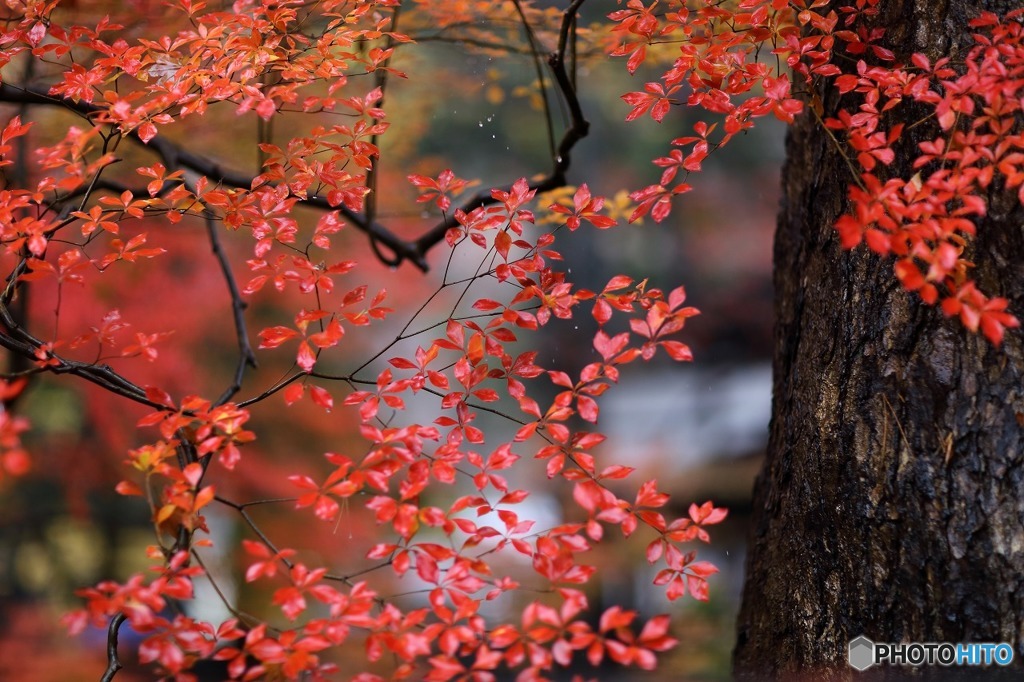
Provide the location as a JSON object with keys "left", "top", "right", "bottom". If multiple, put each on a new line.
{"left": 412, "top": 0, "right": 591, "bottom": 256}
{"left": 204, "top": 213, "right": 258, "bottom": 407}
{"left": 511, "top": 0, "right": 558, "bottom": 162}
{"left": 100, "top": 612, "right": 127, "bottom": 682}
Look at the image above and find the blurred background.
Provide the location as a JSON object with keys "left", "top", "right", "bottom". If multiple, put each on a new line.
{"left": 0, "top": 1, "right": 784, "bottom": 679}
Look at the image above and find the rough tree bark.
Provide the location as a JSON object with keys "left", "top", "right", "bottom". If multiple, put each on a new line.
{"left": 734, "top": 1, "right": 1024, "bottom": 680}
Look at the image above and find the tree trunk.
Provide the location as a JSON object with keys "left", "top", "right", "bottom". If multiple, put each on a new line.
{"left": 733, "top": 2, "right": 1024, "bottom": 680}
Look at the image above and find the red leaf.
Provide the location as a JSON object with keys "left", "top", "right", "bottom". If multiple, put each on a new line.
{"left": 258, "top": 326, "right": 299, "bottom": 349}
{"left": 593, "top": 330, "right": 629, "bottom": 362}
{"left": 283, "top": 383, "right": 304, "bottom": 405}
{"left": 577, "top": 394, "right": 599, "bottom": 423}
{"left": 309, "top": 385, "right": 333, "bottom": 410}
{"left": 296, "top": 341, "right": 316, "bottom": 372}
{"left": 144, "top": 386, "right": 175, "bottom": 408}
{"left": 115, "top": 480, "right": 143, "bottom": 496}
{"left": 660, "top": 340, "right": 693, "bottom": 362}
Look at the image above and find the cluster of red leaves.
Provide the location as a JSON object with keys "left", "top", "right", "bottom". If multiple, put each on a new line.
{"left": 611, "top": 0, "right": 1023, "bottom": 343}
{"left": 608, "top": 0, "right": 849, "bottom": 221}
{"left": 265, "top": 182, "right": 723, "bottom": 680}
{"left": 0, "top": 0, "right": 404, "bottom": 262}
{"left": 57, "top": 173, "right": 725, "bottom": 680}
{"left": 62, "top": 548, "right": 216, "bottom": 677}
{"left": 828, "top": 10, "right": 1024, "bottom": 343}
{"left": 0, "top": 1, "right": 734, "bottom": 678}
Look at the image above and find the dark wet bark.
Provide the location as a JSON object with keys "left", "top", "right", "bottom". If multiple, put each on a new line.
{"left": 734, "top": 2, "right": 1024, "bottom": 680}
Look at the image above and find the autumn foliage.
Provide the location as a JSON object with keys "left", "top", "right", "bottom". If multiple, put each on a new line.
{"left": 0, "top": 0, "right": 1021, "bottom": 680}
{"left": 614, "top": 0, "right": 1022, "bottom": 343}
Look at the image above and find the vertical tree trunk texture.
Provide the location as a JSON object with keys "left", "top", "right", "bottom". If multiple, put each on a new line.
{"left": 734, "top": 1, "right": 1024, "bottom": 680}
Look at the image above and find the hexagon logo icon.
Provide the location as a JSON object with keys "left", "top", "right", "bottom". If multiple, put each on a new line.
{"left": 849, "top": 635, "right": 875, "bottom": 671}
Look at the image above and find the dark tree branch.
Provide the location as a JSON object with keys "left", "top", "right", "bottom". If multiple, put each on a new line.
{"left": 0, "top": 300, "right": 170, "bottom": 409}
{"left": 364, "top": 4, "right": 400, "bottom": 228}
{"left": 3, "top": 59, "right": 35, "bottom": 391}
{"left": 204, "top": 213, "right": 258, "bottom": 407}
{"left": 0, "top": 82, "right": 429, "bottom": 271}
{"left": 0, "top": 0, "right": 591, "bottom": 273}
{"left": 100, "top": 612, "right": 127, "bottom": 682}
{"left": 143, "top": 127, "right": 431, "bottom": 270}
{"left": 412, "top": 0, "right": 591, "bottom": 256}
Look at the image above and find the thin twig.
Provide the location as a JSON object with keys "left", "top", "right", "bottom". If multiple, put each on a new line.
{"left": 511, "top": 0, "right": 557, "bottom": 161}
{"left": 204, "top": 213, "right": 258, "bottom": 407}
{"left": 100, "top": 612, "right": 127, "bottom": 682}
{"left": 190, "top": 550, "right": 259, "bottom": 627}
{"left": 412, "top": 0, "right": 591, "bottom": 256}
{"left": 0, "top": 304, "right": 171, "bottom": 407}
{"left": 364, "top": 4, "right": 401, "bottom": 229}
